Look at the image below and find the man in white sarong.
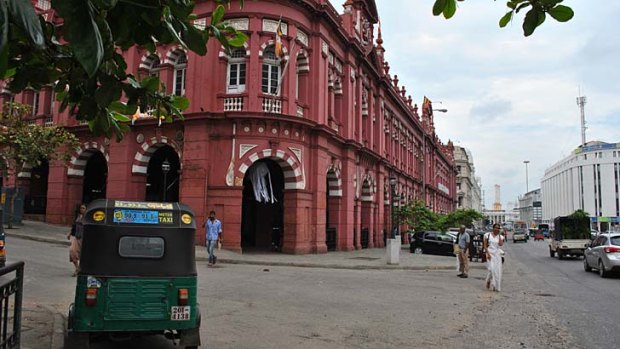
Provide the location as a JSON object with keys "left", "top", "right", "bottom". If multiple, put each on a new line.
{"left": 484, "top": 223, "right": 505, "bottom": 292}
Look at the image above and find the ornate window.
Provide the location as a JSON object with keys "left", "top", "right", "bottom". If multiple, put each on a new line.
{"left": 227, "top": 48, "right": 246, "bottom": 94}
{"left": 261, "top": 46, "right": 280, "bottom": 95}
{"left": 32, "top": 92, "right": 40, "bottom": 116}
{"left": 142, "top": 54, "right": 161, "bottom": 77}
{"left": 173, "top": 52, "right": 187, "bottom": 96}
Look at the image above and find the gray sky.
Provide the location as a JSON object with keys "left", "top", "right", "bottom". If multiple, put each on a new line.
{"left": 347, "top": 1, "right": 620, "bottom": 209}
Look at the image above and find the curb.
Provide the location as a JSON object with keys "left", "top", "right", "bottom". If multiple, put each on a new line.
{"left": 7, "top": 233, "right": 70, "bottom": 247}
{"left": 8, "top": 232, "right": 487, "bottom": 271}
{"left": 41, "top": 304, "right": 65, "bottom": 349}
{"left": 198, "top": 257, "right": 488, "bottom": 271}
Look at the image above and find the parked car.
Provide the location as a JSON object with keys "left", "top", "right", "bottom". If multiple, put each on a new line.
{"left": 584, "top": 233, "right": 620, "bottom": 278}
{"left": 410, "top": 231, "right": 456, "bottom": 256}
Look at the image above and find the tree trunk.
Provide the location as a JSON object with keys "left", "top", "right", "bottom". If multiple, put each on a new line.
{"left": 7, "top": 187, "right": 16, "bottom": 229}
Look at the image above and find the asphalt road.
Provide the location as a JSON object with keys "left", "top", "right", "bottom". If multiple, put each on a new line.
{"left": 8, "top": 235, "right": 618, "bottom": 348}
{"left": 503, "top": 238, "right": 620, "bottom": 349}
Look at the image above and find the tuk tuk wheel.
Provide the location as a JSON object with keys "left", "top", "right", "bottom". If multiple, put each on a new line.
{"left": 64, "top": 332, "right": 89, "bottom": 349}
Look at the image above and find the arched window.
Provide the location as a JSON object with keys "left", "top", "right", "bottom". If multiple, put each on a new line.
{"left": 262, "top": 46, "right": 280, "bottom": 95}
{"left": 227, "top": 48, "right": 246, "bottom": 94}
{"left": 142, "top": 54, "right": 161, "bottom": 77}
{"left": 173, "top": 53, "right": 187, "bottom": 96}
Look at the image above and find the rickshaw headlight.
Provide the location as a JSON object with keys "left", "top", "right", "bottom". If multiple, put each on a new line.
{"left": 178, "top": 288, "right": 189, "bottom": 306}
{"left": 85, "top": 288, "right": 98, "bottom": 306}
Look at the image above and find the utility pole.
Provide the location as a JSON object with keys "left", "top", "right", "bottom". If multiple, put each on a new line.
{"left": 576, "top": 93, "right": 587, "bottom": 147}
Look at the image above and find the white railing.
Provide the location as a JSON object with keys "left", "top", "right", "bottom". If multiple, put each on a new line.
{"left": 224, "top": 97, "right": 244, "bottom": 112}
{"left": 262, "top": 98, "right": 281, "bottom": 114}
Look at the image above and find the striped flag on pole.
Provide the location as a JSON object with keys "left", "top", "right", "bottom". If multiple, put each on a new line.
{"left": 275, "top": 18, "right": 283, "bottom": 58}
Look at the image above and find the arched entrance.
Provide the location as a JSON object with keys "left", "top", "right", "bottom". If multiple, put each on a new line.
{"left": 360, "top": 179, "right": 372, "bottom": 249}
{"left": 24, "top": 160, "right": 49, "bottom": 214}
{"left": 145, "top": 146, "right": 180, "bottom": 202}
{"left": 82, "top": 151, "right": 108, "bottom": 204}
{"left": 241, "top": 159, "right": 284, "bottom": 252}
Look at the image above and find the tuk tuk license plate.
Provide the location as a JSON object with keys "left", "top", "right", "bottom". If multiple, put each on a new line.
{"left": 171, "top": 306, "right": 191, "bottom": 321}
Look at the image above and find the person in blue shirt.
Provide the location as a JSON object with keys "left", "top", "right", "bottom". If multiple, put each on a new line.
{"left": 204, "top": 210, "right": 223, "bottom": 267}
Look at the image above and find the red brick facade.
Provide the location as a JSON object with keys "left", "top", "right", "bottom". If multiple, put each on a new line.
{"left": 1, "top": 0, "right": 456, "bottom": 254}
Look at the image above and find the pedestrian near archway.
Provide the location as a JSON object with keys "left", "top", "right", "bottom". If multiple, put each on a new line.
{"left": 204, "top": 210, "right": 222, "bottom": 267}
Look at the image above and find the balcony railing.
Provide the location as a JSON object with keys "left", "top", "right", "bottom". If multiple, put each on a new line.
{"left": 224, "top": 97, "right": 244, "bottom": 112}
{"left": 262, "top": 97, "right": 281, "bottom": 114}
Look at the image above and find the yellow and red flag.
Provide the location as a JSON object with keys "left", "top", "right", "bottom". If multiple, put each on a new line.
{"left": 423, "top": 96, "right": 432, "bottom": 115}
{"left": 275, "top": 19, "right": 283, "bottom": 58}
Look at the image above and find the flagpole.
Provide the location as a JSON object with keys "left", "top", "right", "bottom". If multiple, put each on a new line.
{"left": 275, "top": 39, "right": 295, "bottom": 98}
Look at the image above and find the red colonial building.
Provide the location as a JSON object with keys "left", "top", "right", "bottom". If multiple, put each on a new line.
{"left": 1, "top": 0, "right": 456, "bottom": 253}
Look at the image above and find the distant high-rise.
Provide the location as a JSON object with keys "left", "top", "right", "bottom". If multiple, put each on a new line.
{"left": 493, "top": 184, "right": 502, "bottom": 211}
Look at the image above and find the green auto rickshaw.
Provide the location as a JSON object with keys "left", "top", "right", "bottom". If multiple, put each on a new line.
{"left": 64, "top": 199, "right": 200, "bottom": 349}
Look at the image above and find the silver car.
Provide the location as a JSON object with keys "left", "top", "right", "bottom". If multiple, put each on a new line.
{"left": 584, "top": 233, "right": 620, "bottom": 278}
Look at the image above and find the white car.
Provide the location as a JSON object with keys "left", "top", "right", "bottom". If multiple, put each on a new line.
{"left": 584, "top": 233, "right": 620, "bottom": 277}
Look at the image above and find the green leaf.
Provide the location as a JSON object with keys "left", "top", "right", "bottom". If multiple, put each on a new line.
{"left": 171, "top": 96, "right": 190, "bottom": 110}
{"left": 433, "top": 0, "right": 447, "bottom": 16}
{"left": 227, "top": 31, "right": 247, "bottom": 47}
{"left": 8, "top": 0, "right": 46, "bottom": 49}
{"left": 548, "top": 5, "right": 574, "bottom": 22}
{"left": 110, "top": 111, "right": 131, "bottom": 122}
{"left": 109, "top": 101, "right": 127, "bottom": 114}
{"left": 183, "top": 26, "right": 207, "bottom": 55}
{"left": 94, "top": 82, "right": 122, "bottom": 107}
{"left": 163, "top": 7, "right": 188, "bottom": 50}
{"left": 52, "top": 0, "right": 104, "bottom": 77}
{"left": 515, "top": 2, "right": 530, "bottom": 13}
{"left": 211, "top": 4, "right": 225, "bottom": 24}
{"left": 499, "top": 11, "right": 513, "bottom": 28}
{"left": 0, "top": 1, "right": 8, "bottom": 53}
{"left": 523, "top": 8, "right": 544, "bottom": 36}
{"left": 140, "top": 76, "right": 160, "bottom": 92}
{"left": 443, "top": 0, "right": 457, "bottom": 19}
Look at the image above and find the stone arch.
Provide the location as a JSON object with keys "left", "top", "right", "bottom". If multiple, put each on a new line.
{"left": 258, "top": 41, "right": 289, "bottom": 62}
{"left": 164, "top": 46, "right": 188, "bottom": 65}
{"left": 67, "top": 141, "right": 109, "bottom": 177}
{"left": 326, "top": 165, "right": 342, "bottom": 197}
{"left": 237, "top": 149, "right": 303, "bottom": 190}
{"left": 132, "top": 136, "right": 182, "bottom": 175}
{"left": 219, "top": 43, "right": 250, "bottom": 60}
{"left": 139, "top": 51, "right": 164, "bottom": 70}
{"left": 360, "top": 173, "right": 375, "bottom": 202}
{"left": 296, "top": 49, "right": 310, "bottom": 73}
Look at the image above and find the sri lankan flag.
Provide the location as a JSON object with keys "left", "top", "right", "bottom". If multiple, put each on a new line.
{"left": 423, "top": 96, "right": 432, "bottom": 115}
{"left": 275, "top": 19, "right": 283, "bottom": 58}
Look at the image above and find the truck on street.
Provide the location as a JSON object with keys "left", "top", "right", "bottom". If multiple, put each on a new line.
{"left": 550, "top": 212, "right": 591, "bottom": 260}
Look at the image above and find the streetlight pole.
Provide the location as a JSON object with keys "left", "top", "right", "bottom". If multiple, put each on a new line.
{"left": 389, "top": 175, "right": 397, "bottom": 239}
{"left": 162, "top": 159, "right": 170, "bottom": 202}
{"left": 523, "top": 160, "right": 530, "bottom": 193}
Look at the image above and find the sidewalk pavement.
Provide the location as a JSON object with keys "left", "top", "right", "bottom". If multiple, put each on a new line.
{"left": 4, "top": 220, "right": 486, "bottom": 271}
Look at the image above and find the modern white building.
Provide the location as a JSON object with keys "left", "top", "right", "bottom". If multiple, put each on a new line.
{"left": 541, "top": 141, "right": 620, "bottom": 231}
{"left": 453, "top": 146, "right": 482, "bottom": 212}
{"left": 519, "top": 188, "right": 543, "bottom": 226}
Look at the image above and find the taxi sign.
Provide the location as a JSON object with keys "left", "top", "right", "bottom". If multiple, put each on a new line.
{"left": 93, "top": 211, "right": 106, "bottom": 222}
{"left": 114, "top": 200, "right": 173, "bottom": 210}
{"left": 181, "top": 214, "right": 192, "bottom": 224}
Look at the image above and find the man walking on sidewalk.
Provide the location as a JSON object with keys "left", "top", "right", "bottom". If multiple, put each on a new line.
{"left": 457, "top": 225, "right": 470, "bottom": 278}
{"left": 204, "top": 210, "right": 223, "bottom": 267}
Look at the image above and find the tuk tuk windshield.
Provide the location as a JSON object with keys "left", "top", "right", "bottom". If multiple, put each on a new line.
{"left": 119, "top": 236, "right": 165, "bottom": 259}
